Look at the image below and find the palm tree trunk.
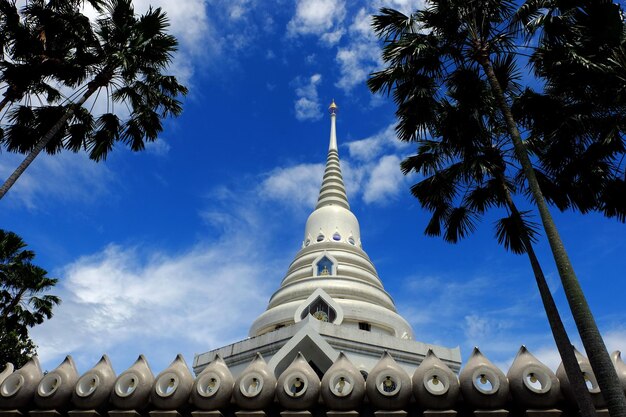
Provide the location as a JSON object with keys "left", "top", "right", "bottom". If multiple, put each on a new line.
{"left": 480, "top": 55, "right": 626, "bottom": 417}
{"left": 501, "top": 183, "right": 597, "bottom": 417}
{"left": 0, "top": 83, "right": 99, "bottom": 200}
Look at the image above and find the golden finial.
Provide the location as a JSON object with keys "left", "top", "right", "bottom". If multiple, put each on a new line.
{"left": 329, "top": 99, "right": 338, "bottom": 114}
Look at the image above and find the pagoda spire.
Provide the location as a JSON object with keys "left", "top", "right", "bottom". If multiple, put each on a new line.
{"left": 315, "top": 100, "right": 350, "bottom": 210}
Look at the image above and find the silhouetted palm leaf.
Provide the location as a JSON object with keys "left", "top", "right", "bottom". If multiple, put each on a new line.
{"left": 444, "top": 206, "right": 478, "bottom": 243}
{"left": 495, "top": 210, "right": 540, "bottom": 254}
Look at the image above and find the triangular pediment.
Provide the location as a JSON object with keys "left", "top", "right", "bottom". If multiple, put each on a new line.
{"left": 267, "top": 321, "right": 339, "bottom": 377}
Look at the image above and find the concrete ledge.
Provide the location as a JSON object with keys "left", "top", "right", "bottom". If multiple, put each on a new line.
{"left": 525, "top": 409, "right": 562, "bottom": 417}
{"left": 191, "top": 412, "right": 224, "bottom": 417}
{"left": 474, "top": 410, "right": 508, "bottom": 417}
{"left": 235, "top": 411, "right": 266, "bottom": 417}
{"left": 326, "top": 411, "right": 359, "bottom": 417}
{"left": 374, "top": 411, "right": 407, "bottom": 417}
{"left": 29, "top": 410, "right": 62, "bottom": 417}
{"left": 280, "top": 411, "right": 312, "bottom": 417}
{"left": 69, "top": 410, "right": 102, "bottom": 417}
{"left": 0, "top": 410, "right": 23, "bottom": 417}
{"left": 108, "top": 410, "right": 142, "bottom": 417}
{"left": 423, "top": 410, "right": 457, "bottom": 417}
{"left": 149, "top": 411, "right": 182, "bottom": 417}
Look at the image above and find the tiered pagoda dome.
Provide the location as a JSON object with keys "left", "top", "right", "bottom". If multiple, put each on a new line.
{"left": 249, "top": 101, "right": 413, "bottom": 339}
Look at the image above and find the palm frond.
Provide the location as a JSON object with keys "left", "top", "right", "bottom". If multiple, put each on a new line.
{"left": 600, "top": 178, "right": 626, "bottom": 222}
{"left": 371, "top": 8, "right": 415, "bottom": 39}
{"left": 494, "top": 210, "right": 540, "bottom": 254}
{"left": 464, "top": 178, "right": 506, "bottom": 212}
{"left": 424, "top": 205, "right": 449, "bottom": 237}
{"left": 443, "top": 206, "right": 478, "bottom": 243}
{"left": 411, "top": 169, "right": 459, "bottom": 210}
{"left": 492, "top": 53, "right": 522, "bottom": 96}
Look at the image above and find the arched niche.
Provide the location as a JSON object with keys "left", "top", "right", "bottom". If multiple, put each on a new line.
{"left": 294, "top": 288, "right": 344, "bottom": 325}
{"left": 312, "top": 251, "right": 338, "bottom": 277}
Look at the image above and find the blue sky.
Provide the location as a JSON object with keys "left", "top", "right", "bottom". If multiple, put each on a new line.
{"left": 1, "top": 0, "right": 625, "bottom": 376}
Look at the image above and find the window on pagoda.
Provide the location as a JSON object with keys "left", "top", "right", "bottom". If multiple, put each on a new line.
{"left": 316, "top": 256, "right": 334, "bottom": 276}
{"left": 300, "top": 297, "right": 337, "bottom": 322}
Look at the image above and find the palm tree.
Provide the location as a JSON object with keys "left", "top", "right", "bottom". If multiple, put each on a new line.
{"left": 0, "top": 0, "right": 104, "bottom": 113}
{"left": 513, "top": 0, "right": 626, "bottom": 222}
{"left": 368, "top": 2, "right": 626, "bottom": 416}
{"left": 0, "top": 0, "right": 187, "bottom": 199}
{"left": 0, "top": 229, "right": 60, "bottom": 367}
{"left": 396, "top": 65, "right": 596, "bottom": 416}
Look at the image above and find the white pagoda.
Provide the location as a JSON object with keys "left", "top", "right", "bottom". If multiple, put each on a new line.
{"left": 193, "top": 102, "right": 461, "bottom": 378}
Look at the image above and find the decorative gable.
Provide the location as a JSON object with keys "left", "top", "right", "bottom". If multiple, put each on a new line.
{"left": 293, "top": 288, "right": 344, "bottom": 325}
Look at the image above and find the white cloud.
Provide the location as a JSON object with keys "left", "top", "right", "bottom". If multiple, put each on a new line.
{"left": 347, "top": 123, "right": 408, "bottom": 161}
{"left": 335, "top": 42, "right": 380, "bottom": 92}
{"left": 284, "top": 0, "right": 424, "bottom": 54}
{"left": 287, "top": 0, "right": 346, "bottom": 42}
{"left": 144, "top": 138, "right": 171, "bottom": 156}
{"left": 31, "top": 210, "right": 274, "bottom": 373}
{"left": 464, "top": 314, "right": 514, "bottom": 341}
{"left": 225, "top": 0, "right": 256, "bottom": 21}
{"left": 320, "top": 28, "right": 346, "bottom": 46}
{"left": 0, "top": 152, "right": 114, "bottom": 210}
{"left": 294, "top": 74, "right": 323, "bottom": 121}
{"left": 260, "top": 163, "right": 325, "bottom": 210}
{"left": 329, "top": 2, "right": 426, "bottom": 93}
{"left": 349, "top": 7, "right": 377, "bottom": 41}
{"left": 295, "top": 97, "right": 321, "bottom": 121}
{"left": 339, "top": 160, "right": 365, "bottom": 201}
{"left": 362, "top": 154, "right": 405, "bottom": 204}
{"left": 531, "top": 345, "right": 564, "bottom": 372}
{"left": 604, "top": 328, "right": 626, "bottom": 354}
{"left": 333, "top": 8, "right": 381, "bottom": 93}
{"left": 200, "top": 185, "right": 268, "bottom": 235}
{"left": 374, "top": 0, "right": 426, "bottom": 14}
{"left": 348, "top": 136, "right": 387, "bottom": 162}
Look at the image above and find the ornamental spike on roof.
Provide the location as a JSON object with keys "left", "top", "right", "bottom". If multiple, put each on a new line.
{"left": 315, "top": 101, "right": 349, "bottom": 210}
